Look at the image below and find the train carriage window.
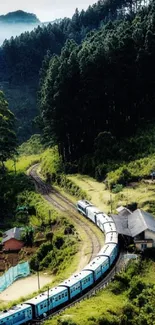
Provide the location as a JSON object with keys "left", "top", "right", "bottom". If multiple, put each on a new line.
{"left": 55, "top": 297, "right": 58, "bottom": 301}
{"left": 65, "top": 292, "right": 68, "bottom": 296}
{"left": 40, "top": 304, "right": 43, "bottom": 309}
{"left": 62, "top": 293, "right": 64, "bottom": 298}
{"left": 59, "top": 295, "right": 61, "bottom": 299}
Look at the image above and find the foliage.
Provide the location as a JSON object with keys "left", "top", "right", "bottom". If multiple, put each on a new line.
{"left": 0, "top": 172, "right": 34, "bottom": 222}
{"left": 40, "top": 148, "right": 89, "bottom": 199}
{"left": 18, "top": 134, "right": 44, "bottom": 155}
{"left": 0, "top": 0, "right": 153, "bottom": 142}
{"left": 55, "top": 175, "right": 90, "bottom": 200}
{"left": 30, "top": 232, "right": 77, "bottom": 274}
{"left": 0, "top": 91, "right": 17, "bottom": 166}
{"left": 112, "top": 184, "right": 123, "bottom": 193}
{"left": 17, "top": 191, "right": 58, "bottom": 226}
{"left": 21, "top": 226, "right": 34, "bottom": 247}
{"left": 38, "top": 2, "right": 155, "bottom": 170}
{"left": 107, "top": 153, "right": 155, "bottom": 187}
{"left": 40, "top": 147, "right": 63, "bottom": 177}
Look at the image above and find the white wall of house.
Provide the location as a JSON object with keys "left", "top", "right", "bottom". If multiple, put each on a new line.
{"left": 145, "top": 230, "right": 155, "bottom": 245}
{"left": 135, "top": 241, "right": 153, "bottom": 250}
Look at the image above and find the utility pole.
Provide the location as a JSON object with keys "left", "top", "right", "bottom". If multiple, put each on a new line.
{"left": 47, "top": 286, "right": 50, "bottom": 315}
{"left": 37, "top": 260, "right": 40, "bottom": 290}
{"left": 110, "top": 193, "right": 113, "bottom": 214}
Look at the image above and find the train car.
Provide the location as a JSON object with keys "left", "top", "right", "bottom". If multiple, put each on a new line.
{"left": 25, "top": 286, "right": 68, "bottom": 318}
{"left": 77, "top": 200, "right": 93, "bottom": 216}
{"left": 59, "top": 270, "right": 93, "bottom": 299}
{"left": 85, "top": 206, "right": 101, "bottom": 223}
{"left": 96, "top": 213, "right": 114, "bottom": 231}
{"left": 83, "top": 255, "right": 109, "bottom": 281}
{"left": 0, "top": 304, "right": 32, "bottom": 325}
{"left": 94, "top": 255, "right": 110, "bottom": 275}
{"left": 0, "top": 200, "right": 119, "bottom": 324}
{"left": 105, "top": 231, "right": 118, "bottom": 245}
{"left": 97, "top": 243, "right": 118, "bottom": 265}
{"left": 103, "top": 222, "right": 117, "bottom": 234}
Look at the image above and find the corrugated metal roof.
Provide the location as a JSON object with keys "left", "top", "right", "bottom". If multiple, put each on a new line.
{"left": 112, "top": 214, "right": 131, "bottom": 236}
{"left": 2, "top": 227, "right": 24, "bottom": 244}
{"left": 112, "top": 208, "right": 155, "bottom": 238}
{"left": 129, "top": 209, "right": 155, "bottom": 237}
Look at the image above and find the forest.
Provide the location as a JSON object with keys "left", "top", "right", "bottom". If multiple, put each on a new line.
{"left": 38, "top": 0, "right": 155, "bottom": 178}
{"left": 0, "top": 0, "right": 151, "bottom": 142}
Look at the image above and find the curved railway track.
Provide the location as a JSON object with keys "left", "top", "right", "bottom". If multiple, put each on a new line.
{"left": 31, "top": 252, "right": 123, "bottom": 324}
{"left": 29, "top": 164, "right": 101, "bottom": 262}
{"left": 28, "top": 165, "right": 125, "bottom": 324}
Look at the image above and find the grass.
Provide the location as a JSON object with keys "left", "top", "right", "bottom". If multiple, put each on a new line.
{"left": 67, "top": 174, "right": 111, "bottom": 213}
{"left": 141, "top": 260, "right": 155, "bottom": 285}
{"left": 5, "top": 154, "right": 41, "bottom": 173}
{"left": 45, "top": 290, "right": 125, "bottom": 325}
{"left": 68, "top": 174, "right": 155, "bottom": 215}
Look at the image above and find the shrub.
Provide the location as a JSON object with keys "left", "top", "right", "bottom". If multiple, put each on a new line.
{"left": 112, "top": 184, "right": 123, "bottom": 193}
{"left": 54, "top": 235, "right": 64, "bottom": 249}
{"left": 128, "top": 277, "right": 146, "bottom": 300}
{"left": 40, "top": 147, "right": 63, "bottom": 177}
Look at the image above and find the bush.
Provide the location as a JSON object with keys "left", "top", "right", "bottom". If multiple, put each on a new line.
{"left": 54, "top": 235, "right": 64, "bottom": 249}
{"left": 142, "top": 247, "right": 155, "bottom": 261}
{"left": 112, "top": 184, "right": 123, "bottom": 193}
{"left": 56, "top": 175, "right": 89, "bottom": 200}
{"left": 128, "top": 277, "right": 146, "bottom": 300}
{"left": 40, "top": 147, "right": 63, "bottom": 177}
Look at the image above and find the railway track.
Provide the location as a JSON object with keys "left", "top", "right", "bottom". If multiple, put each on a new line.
{"left": 29, "top": 165, "right": 125, "bottom": 325}
{"left": 29, "top": 164, "right": 101, "bottom": 262}
{"left": 31, "top": 252, "right": 124, "bottom": 324}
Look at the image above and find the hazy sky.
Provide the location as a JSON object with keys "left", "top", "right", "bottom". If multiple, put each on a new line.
{"left": 0, "top": 0, "right": 97, "bottom": 22}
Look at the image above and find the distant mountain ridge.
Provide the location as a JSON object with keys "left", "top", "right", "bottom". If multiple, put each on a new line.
{"left": 0, "top": 10, "right": 40, "bottom": 24}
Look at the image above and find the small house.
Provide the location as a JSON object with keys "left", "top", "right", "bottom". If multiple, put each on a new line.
{"left": 2, "top": 227, "right": 24, "bottom": 251}
{"left": 112, "top": 208, "right": 155, "bottom": 251}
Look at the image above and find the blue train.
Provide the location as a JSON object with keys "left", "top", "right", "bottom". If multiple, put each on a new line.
{"left": 0, "top": 200, "right": 118, "bottom": 324}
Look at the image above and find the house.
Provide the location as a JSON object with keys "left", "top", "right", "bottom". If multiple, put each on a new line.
{"left": 2, "top": 227, "right": 24, "bottom": 251}
{"left": 112, "top": 208, "right": 155, "bottom": 251}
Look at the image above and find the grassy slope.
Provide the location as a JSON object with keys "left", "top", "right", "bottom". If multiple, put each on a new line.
{"left": 68, "top": 174, "right": 155, "bottom": 215}
{"left": 45, "top": 290, "right": 125, "bottom": 325}
{"left": 5, "top": 154, "right": 41, "bottom": 173}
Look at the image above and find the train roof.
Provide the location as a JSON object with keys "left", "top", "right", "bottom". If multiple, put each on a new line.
{"left": 103, "top": 222, "right": 117, "bottom": 233}
{"left": 0, "top": 304, "right": 30, "bottom": 319}
{"left": 83, "top": 256, "right": 108, "bottom": 272}
{"left": 97, "top": 213, "right": 113, "bottom": 223}
{"left": 105, "top": 231, "right": 118, "bottom": 244}
{"left": 97, "top": 243, "right": 117, "bottom": 257}
{"left": 25, "top": 286, "right": 67, "bottom": 305}
{"left": 77, "top": 200, "right": 93, "bottom": 208}
{"left": 59, "top": 270, "right": 92, "bottom": 288}
{"left": 86, "top": 206, "right": 101, "bottom": 214}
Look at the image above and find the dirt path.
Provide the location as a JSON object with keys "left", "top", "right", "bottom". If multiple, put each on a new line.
{"left": 0, "top": 274, "right": 52, "bottom": 302}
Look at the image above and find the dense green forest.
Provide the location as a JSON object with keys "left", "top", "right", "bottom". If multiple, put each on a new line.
{"left": 1, "top": 0, "right": 155, "bottom": 172}
{"left": 38, "top": 0, "right": 155, "bottom": 178}
{"left": 0, "top": 0, "right": 150, "bottom": 142}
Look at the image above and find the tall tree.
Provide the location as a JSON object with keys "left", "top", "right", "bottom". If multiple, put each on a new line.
{"left": 0, "top": 91, "right": 17, "bottom": 168}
